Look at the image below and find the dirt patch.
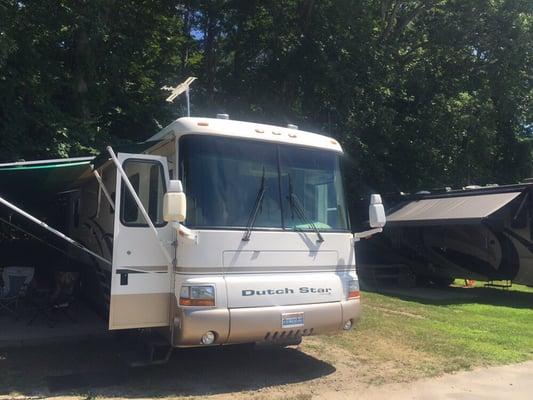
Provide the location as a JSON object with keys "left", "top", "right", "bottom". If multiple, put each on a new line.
{"left": 364, "top": 305, "right": 425, "bottom": 319}
{"left": 377, "top": 287, "right": 475, "bottom": 301}
{"left": 0, "top": 336, "right": 433, "bottom": 400}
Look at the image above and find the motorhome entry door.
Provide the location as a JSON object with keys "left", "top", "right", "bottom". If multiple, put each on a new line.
{"left": 109, "top": 152, "right": 173, "bottom": 330}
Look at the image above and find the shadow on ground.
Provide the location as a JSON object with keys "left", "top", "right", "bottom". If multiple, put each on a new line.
{"left": 0, "top": 339, "right": 335, "bottom": 398}
{"left": 367, "top": 284, "right": 533, "bottom": 309}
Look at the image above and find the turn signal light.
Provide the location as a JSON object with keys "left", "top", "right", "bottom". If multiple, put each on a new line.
{"left": 179, "top": 298, "right": 215, "bottom": 306}
{"left": 347, "top": 279, "right": 360, "bottom": 300}
{"left": 347, "top": 290, "right": 360, "bottom": 300}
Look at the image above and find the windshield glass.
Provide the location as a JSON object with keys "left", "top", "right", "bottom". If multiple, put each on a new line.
{"left": 280, "top": 146, "right": 348, "bottom": 231}
{"left": 179, "top": 135, "right": 282, "bottom": 228}
{"left": 179, "top": 135, "right": 349, "bottom": 231}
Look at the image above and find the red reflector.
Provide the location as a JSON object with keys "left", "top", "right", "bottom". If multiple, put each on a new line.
{"left": 348, "top": 290, "right": 360, "bottom": 300}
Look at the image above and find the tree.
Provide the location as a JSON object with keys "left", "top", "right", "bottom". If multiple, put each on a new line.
{"left": 1, "top": 0, "right": 531, "bottom": 196}
{"left": 0, "top": 0, "right": 201, "bottom": 161}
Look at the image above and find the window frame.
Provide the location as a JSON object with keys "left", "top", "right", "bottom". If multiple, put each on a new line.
{"left": 119, "top": 158, "right": 168, "bottom": 228}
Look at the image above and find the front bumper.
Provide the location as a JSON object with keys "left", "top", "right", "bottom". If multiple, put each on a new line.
{"left": 172, "top": 299, "right": 361, "bottom": 347}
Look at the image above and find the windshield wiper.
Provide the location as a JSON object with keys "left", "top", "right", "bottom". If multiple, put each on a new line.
{"left": 287, "top": 174, "right": 324, "bottom": 243}
{"left": 242, "top": 167, "right": 266, "bottom": 241}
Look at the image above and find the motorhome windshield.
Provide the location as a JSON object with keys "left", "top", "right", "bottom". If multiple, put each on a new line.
{"left": 179, "top": 135, "right": 349, "bottom": 231}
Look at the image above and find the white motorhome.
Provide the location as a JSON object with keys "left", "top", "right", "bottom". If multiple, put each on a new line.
{"left": 0, "top": 116, "right": 385, "bottom": 362}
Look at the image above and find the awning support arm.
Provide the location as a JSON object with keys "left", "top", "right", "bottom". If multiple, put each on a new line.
{"left": 512, "top": 192, "right": 529, "bottom": 222}
{"left": 106, "top": 146, "right": 173, "bottom": 265}
{"left": 92, "top": 168, "right": 115, "bottom": 211}
{"left": 0, "top": 195, "right": 111, "bottom": 266}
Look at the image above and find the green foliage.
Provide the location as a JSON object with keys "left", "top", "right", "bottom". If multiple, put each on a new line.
{"left": 0, "top": 0, "right": 199, "bottom": 160}
{"left": 0, "top": 0, "right": 532, "bottom": 193}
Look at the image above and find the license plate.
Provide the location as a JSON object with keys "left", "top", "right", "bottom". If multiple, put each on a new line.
{"left": 281, "top": 312, "right": 304, "bottom": 328}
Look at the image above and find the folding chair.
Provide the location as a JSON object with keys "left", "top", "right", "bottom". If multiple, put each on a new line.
{"left": 27, "top": 270, "right": 80, "bottom": 327}
{"left": 50, "top": 270, "right": 80, "bottom": 323}
{"left": 0, "top": 266, "right": 34, "bottom": 319}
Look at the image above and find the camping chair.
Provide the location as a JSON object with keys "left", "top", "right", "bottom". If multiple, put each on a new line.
{"left": 27, "top": 270, "right": 80, "bottom": 326}
{"left": 50, "top": 270, "right": 80, "bottom": 323}
{"left": 0, "top": 266, "right": 34, "bottom": 319}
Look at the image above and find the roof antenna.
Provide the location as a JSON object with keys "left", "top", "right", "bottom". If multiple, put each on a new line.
{"left": 161, "top": 76, "right": 197, "bottom": 117}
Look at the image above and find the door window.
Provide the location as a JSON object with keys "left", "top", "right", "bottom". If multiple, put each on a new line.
{"left": 120, "top": 159, "right": 166, "bottom": 227}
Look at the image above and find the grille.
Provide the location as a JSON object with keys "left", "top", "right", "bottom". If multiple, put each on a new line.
{"left": 263, "top": 328, "right": 314, "bottom": 342}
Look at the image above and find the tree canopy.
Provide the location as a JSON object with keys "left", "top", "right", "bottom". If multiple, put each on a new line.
{"left": 1, "top": 0, "right": 532, "bottom": 194}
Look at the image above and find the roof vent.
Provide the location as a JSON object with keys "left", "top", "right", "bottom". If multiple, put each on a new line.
{"left": 216, "top": 113, "right": 229, "bottom": 120}
{"left": 287, "top": 124, "right": 298, "bottom": 129}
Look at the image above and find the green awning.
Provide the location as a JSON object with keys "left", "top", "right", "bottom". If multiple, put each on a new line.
{"left": 0, "top": 158, "right": 92, "bottom": 201}
{"left": 0, "top": 139, "right": 165, "bottom": 202}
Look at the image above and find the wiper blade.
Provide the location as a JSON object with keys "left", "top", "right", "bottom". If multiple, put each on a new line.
{"left": 287, "top": 175, "right": 324, "bottom": 243}
{"left": 242, "top": 167, "right": 266, "bottom": 241}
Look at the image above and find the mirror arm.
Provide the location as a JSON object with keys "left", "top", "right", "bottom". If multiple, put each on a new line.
{"left": 353, "top": 228, "right": 383, "bottom": 242}
{"left": 176, "top": 222, "right": 198, "bottom": 243}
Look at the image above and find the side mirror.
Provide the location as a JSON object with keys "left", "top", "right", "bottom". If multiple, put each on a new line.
{"left": 369, "top": 194, "right": 386, "bottom": 228}
{"left": 163, "top": 180, "right": 187, "bottom": 223}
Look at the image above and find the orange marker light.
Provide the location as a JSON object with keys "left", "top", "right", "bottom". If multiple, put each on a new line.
{"left": 179, "top": 298, "right": 215, "bottom": 307}
{"left": 347, "top": 279, "right": 360, "bottom": 300}
{"left": 347, "top": 290, "right": 360, "bottom": 300}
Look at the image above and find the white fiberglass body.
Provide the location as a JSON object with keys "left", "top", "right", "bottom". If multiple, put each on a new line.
{"left": 110, "top": 117, "right": 363, "bottom": 346}
{"left": 0, "top": 116, "right": 371, "bottom": 349}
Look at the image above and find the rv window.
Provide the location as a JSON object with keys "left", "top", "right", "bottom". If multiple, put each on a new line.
{"left": 123, "top": 173, "right": 140, "bottom": 222}
{"left": 179, "top": 135, "right": 350, "bottom": 231}
{"left": 149, "top": 164, "right": 160, "bottom": 220}
{"left": 120, "top": 159, "right": 166, "bottom": 227}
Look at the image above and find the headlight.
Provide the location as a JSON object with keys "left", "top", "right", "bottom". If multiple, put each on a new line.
{"left": 347, "top": 279, "right": 360, "bottom": 300}
{"left": 191, "top": 286, "right": 215, "bottom": 299}
{"left": 179, "top": 285, "right": 216, "bottom": 307}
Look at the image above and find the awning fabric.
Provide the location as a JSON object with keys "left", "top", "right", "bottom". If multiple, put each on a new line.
{"left": 386, "top": 191, "right": 523, "bottom": 226}
{"left": 0, "top": 158, "right": 92, "bottom": 200}
{"left": 0, "top": 140, "right": 165, "bottom": 201}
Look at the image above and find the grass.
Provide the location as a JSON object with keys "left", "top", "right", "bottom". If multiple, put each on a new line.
{"left": 304, "top": 282, "right": 533, "bottom": 384}
{"left": 1, "top": 282, "right": 532, "bottom": 398}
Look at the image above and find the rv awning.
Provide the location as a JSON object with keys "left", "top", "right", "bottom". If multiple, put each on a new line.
{"left": 0, "top": 157, "right": 93, "bottom": 200}
{"left": 386, "top": 191, "right": 523, "bottom": 227}
{"left": 0, "top": 157, "right": 112, "bottom": 266}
